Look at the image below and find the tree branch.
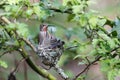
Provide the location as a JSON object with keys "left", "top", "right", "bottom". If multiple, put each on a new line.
{"left": 54, "top": 65, "right": 68, "bottom": 80}
{"left": 0, "top": 16, "right": 11, "bottom": 24}
{"left": 0, "top": 16, "right": 56, "bottom": 80}
{"left": 74, "top": 44, "right": 120, "bottom": 80}
{"left": 18, "top": 46, "right": 56, "bottom": 80}
{"left": 65, "top": 45, "right": 78, "bottom": 50}
{"left": 20, "top": 37, "right": 37, "bottom": 52}
{"left": 73, "top": 56, "right": 101, "bottom": 80}
{"left": 0, "top": 50, "right": 14, "bottom": 58}
{"left": 11, "top": 57, "right": 28, "bottom": 74}
{"left": 48, "top": 7, "right": 72, "bottom": 14}
{"left": 111, "top": 45, "right": 120, "bottom": 52}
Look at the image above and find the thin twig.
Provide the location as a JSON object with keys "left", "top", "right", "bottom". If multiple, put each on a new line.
{"left": 74, "top": 44, "right": 120, "bottom": 80}
{"left": 12, "top": 57, "right": 29, "bottom": 74}
{"left": 85, "top": 57, "right": 90, "bottom": 64}
{"left": 48, "top": 7, "right": 72, "bottom": 14}
{"left": 73, "top": 56, "right": 102, "bottom": 80}
{"left": 54, "top": 65, "right": 68, "bottom": 80}
{"left": 8, "top": 56, "right": 29, "bottom": 80}
{"left": 65, "top": 45, "right": 78, "bottom": 50}
{"left": 0, "top": 51, "right": 10, "bottom": 58}
{"left": 0, "top": 50, "right": 14, "bottom": 58}
{"left": 13, "top": 29, "right": 37, "bottom": 53}
{"left": 111, "top": 45, "right": 120, "bottom": 52}
{"left": 20, "top": 37, "right": 37, "bottom": 52}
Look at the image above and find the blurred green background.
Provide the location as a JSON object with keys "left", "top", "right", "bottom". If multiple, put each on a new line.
{"left": 0, "top": 0, "right": 120, "bottom": 80}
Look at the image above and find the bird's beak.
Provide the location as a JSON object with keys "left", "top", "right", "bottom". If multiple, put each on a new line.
{"left": 43, "top": 25, "right": 48, "bottom": 31}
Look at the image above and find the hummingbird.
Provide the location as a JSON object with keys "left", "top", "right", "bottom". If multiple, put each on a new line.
{"left": 38, "top": 24, "right": 65, "bottom": 49}
{"left": 39, "top": 24, "right": 50, "bottom": 46}
{"left": 38, "top": 24, "right": 65, "bottom": 69}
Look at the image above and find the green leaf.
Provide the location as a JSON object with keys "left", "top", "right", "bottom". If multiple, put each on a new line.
{"left": 113, "top": 38, "right": 120, "bottom": 44}
{"left": 100, "top": 59, "right": 120, "bottom": 80}
{"left": 25, "top": 9, "right": 33, "bottom": 17}
{"left": 62, "top": 0, "right": 68, "bottom": 6}
{"left": 112, "top": 18, "right": 120, "bottom": 39}
{"left": 7, "top": 0, "right": 21, "bottom": 5}
{"left": 98, "top": 33, "right": 116, "bottom": 48}
{"left": 6, "top": 23, "right": 16, "bottom": 31}
{"left": 32, "top": 5, "right": 47, "bottom": 20}
{"left": 108, "top": 70, "right": 117, "bottom": 80}
{"left": 65, "top": 70, "right": 74, "bottom": 79}
{"left": 89, "top": 17, "right": 98, "bottom": 28}
{"left": 74, "top": 55, "right": 81, "bottom": 59}
{"left": 87, "top": 1, "right": 96, "bottom": 5}
{"left": 100, "top": 59, "right": 110, "bottom": 72}
{"left": 79, "top": 15, "right": 87, "bottom": 27}
{"left": 72, "top": 5, "right": 84, "bottom": 14}
{"left": 0, "top": 60, "right": 8, "bottom": 68}
{"left": 98, "top": 18, "right": 107, "bottom": 26}
{"left": 17, "top": 23, "right": 29, "bottom": 37}
{"left": 89, "top": 49, "right": 97, "bottom": 55}
{"left": 4, "top": 5, "right": 11, "bottom": 12}
{"left": 67, "top": 14, "right": 75, "bottom": 21}
{"left": 78, "top": 62, "right": 85, "bottom": 65}
{"left": 11, "top": 5, "right": 20, "bottom": 13}
{"left": 111, "top": 31, "right": 117, "bottom": 37}
{"left": 92, "top": 39, "right": 99, "bottom": 48}
{"left": 33, "top": 5, "right": 41, "bottom": 16}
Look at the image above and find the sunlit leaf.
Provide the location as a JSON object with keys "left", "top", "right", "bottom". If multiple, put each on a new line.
{"left": 89, "top": 17, "right": 98, "bottom": 28}
{"left": 78, "top": 62, "right": 85, "bottom": 65}
{"left": 6, "top": 23, "right": 16, "bottom": 31}
{"left": 74, "top": 55, "right": 81, "bottom": 59}
{"left": 0, "top": 60, "right": 8, "bottom": 68}
{"left": 87, "top": 1, "right": 96, "bottom": 5}
{"left": 79, "top": 15, "right": 87, "bottom": 27}
{"left": 98, "top": 18, "right": 107, "bottom": 26}
{"left": 25, "top": 9, "right": 33, "bottom": 17}
{"left": 16, "top": 23, "right": 29, "bottom": 37}
{"left": 92, "top": 39, "right": 99, "bottom": 48}
{"left": 72, "top": 5, "right": 84, "bottom": 14}
{"left": 7, "top": 0, "right": 21, "bottom": 5}
{"left": 98, "top": 32, "right": 116, "bottom": 48}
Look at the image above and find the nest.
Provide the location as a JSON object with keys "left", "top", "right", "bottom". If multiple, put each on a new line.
{"left": 37, "top": 46, "right": 63, "bottom": 67}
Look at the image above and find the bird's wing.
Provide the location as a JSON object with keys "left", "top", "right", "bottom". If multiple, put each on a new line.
{"left": 39, "top": 32, "right": 44, "bottom": 45}
{"left": 39, "top": 31, "right": 51, "bottom": 47}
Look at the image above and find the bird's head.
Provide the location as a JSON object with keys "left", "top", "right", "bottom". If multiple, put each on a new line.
{"left": 40, "top": 24, "right": 48, "bottom": 31}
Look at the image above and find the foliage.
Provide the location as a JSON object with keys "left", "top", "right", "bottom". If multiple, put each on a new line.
{"left": 0, "top": 0, "right": 120, "bottom": 80}
{"left": 0, "top": 60, "right": 8, "bottom": 68}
